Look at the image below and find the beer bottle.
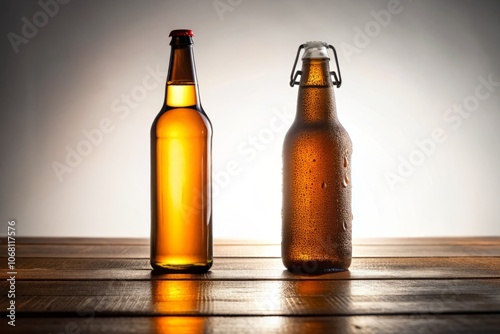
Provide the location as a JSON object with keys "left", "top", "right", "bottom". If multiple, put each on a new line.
{"left": 282, "top": 41, "right": 352, "bottom": 274}
{"left": 150, "top": 29, "right": 213, "bottom": 273}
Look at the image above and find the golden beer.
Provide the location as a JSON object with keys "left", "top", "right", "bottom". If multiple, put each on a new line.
{"left": 151, "top": 30, "right": 212, "bottom": 273}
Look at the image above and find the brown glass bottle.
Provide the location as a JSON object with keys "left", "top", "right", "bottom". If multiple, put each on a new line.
{"left": 282, "top": 42, "right": 352, "bottom": 274}
{"left": 150, "top": 29, "right": 212, "bottom": 273}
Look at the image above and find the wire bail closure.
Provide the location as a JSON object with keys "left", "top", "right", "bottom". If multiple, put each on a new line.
{"left": 289, "top": 43, "right": 342, "bottom": 88}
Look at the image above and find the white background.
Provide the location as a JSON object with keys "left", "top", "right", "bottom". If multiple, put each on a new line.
{"left": 1, "top": 0, "right": 499, "bottom": 241}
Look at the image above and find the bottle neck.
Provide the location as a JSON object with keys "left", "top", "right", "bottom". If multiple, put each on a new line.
{"left": 165, "top": 37, "right": 201, "bottom": 108}
{"left": 296, "top": 59, "right": 338, "bottom": 123}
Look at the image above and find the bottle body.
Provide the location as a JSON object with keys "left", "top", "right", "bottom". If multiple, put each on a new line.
{"left": 282, "top": 50, "right": 352, "bottom": 274}
{"left": 151, "top": 30, "right": 212, "bottom": 273}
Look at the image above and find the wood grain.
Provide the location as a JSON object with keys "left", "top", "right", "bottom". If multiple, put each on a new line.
{"left": 0, "top": 314, "right": 500, "bottom": 334}
{"left": 2, "top": 314, "right": 500, "bottom": 334}
{"left": 1, "top": 279, "right": 499, "bottom": 316}
{"left": 2, "top": 243, "right": 500, "bottom": 258}
{"left": 1, "top": 257, "right": 499, "bottom": 280}
{"left": 1, "top": 237, "right": 499, "bottom": 333}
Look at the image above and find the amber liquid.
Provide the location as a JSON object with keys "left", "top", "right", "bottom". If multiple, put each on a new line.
{"left": 282, "top": 59, "right": 352, "bottom": 274}
{"left": 151, "top": 84, "right": 212, "bottom": 272}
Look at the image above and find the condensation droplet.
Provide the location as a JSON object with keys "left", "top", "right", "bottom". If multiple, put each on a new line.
{"left": 313, "top": 159, "right": 316, "bottom": 162}
{"left": 343, "top": 221, "right": 348, "bottom": 231}
{"left": 342, "top": 174, "right": 349, "bottom": 188}
{"left": 344, "top": 156, "right": 349, "bottom": 168}
{"left": 321, "top": 181, "right": 327, "bottom": 189}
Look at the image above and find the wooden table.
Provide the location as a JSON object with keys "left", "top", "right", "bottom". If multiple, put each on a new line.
{"left": 1, "top": 237, "right": 500, "bottom": 333}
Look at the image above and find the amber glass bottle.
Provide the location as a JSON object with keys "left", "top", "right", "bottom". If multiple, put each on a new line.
{"left": 282, "top": 42, "right": 352, "bottom": 274}
{"left": 150, "top": 29, "right": 212, "bottom": 273}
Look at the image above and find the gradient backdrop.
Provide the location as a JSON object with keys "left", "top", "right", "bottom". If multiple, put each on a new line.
{"left": 1, "top": 0, "right": 499, "bottom": 241}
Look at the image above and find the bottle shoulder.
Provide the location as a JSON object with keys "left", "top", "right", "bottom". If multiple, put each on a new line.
{"left": 285, "top": 119, "right": 350, "bottom": 136}
{"left": 152, "top": 107, "right": 212, "bottom": 138}
{"left": 284, "top": 121, "right": 352, "bottom": 148}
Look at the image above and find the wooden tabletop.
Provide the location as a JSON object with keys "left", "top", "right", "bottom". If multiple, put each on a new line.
{"left": 1, "top": 237, "right": 500, "bottom": 333}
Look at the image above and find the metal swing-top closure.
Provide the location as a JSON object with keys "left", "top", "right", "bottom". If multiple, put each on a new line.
{"left": 289, "top": 41, "right": 342, "bottom": 88}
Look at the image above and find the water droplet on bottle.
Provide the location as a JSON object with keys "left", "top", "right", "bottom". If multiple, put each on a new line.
{"left": 342, "top": 174, "right": 349, "bottom": 188}
{"left": 321, "top": 181, "right": 327, "bottom": 188}
{"left": 313, "top": 159, "right": 316, "bottom": 162}
{"left": 343, "top": 221, "right": 348, "bottom": 231}
{"left": 344, "top": 156, "right": 349, "bottom": 168}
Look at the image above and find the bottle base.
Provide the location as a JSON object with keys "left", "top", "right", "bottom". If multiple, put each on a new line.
{"left": 151, "top": 261, "right": 212, "bottom": 274}
{"left": 283, "top": 259, "right": 351, "bottom": 275}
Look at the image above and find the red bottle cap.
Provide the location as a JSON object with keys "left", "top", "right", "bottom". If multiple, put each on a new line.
{"left": 169, "top": 29, "right": 194, "bottom": 37}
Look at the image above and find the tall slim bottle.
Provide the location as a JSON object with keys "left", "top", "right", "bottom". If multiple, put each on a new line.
{"left": 282, "top": 41, "right": 352, "bottom": 274}
{"left": 151, "top": 29, "right": 212, "bottom": 273}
